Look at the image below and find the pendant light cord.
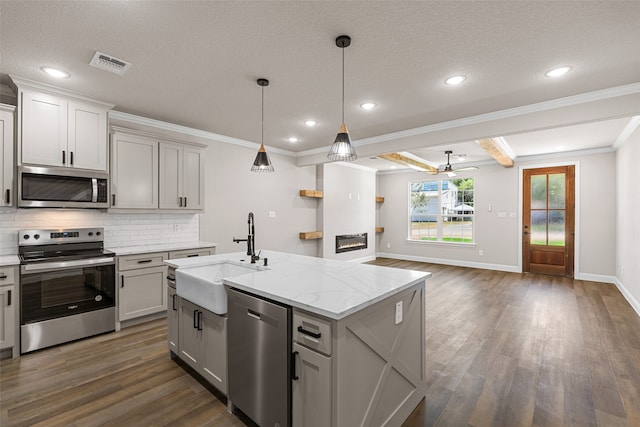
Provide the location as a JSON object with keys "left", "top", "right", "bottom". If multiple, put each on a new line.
{"left": 261, "top": 85, "right": 264, "bottom": 145}
{"left": 341, "top": 46, "right": 345, "bottom": 124}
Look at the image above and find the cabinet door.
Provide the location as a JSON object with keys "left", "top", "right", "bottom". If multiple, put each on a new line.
{"left": 158, "top": 142, "right": 182, "bottom": 209}
{"left": 1, "top": 109, "right": 14, "bottom": 207}
{"left": 182, "top": 146, "right": 204, "bottom": 210}
{"left": 110, "top": 133, "right": 158, "bottom": 209}
{"left": 202, "top": 310, "right": 227, "bottom": 394}
{"left": 21, "top": 90, "right": 67, "bottom": 167}
{"left": 178, "top": 298, "right": 202, "bottom": 371}
{"left": 68, "top": 101, "right": 107, "bottom": 171}
{"left": 167, "top": 287, "right": 179, "bottom": 354}
{"left": 0, "top": 285, "right": 16, "bottom": 350}
{"left": 118, "top": 266, "right": 167, "bottom": 321}
{"left": 292, "top": 342, "right": 332, "bottom": 427}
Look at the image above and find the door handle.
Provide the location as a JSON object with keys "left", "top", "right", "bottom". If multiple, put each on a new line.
{"left": 7, "top": 289, "right": 11, "bottom": 306}
{"left": 184, "top": 197, "right": 187, "bottom": 207}
{"left": 247, "top": 309, "right": 261, "bottom": 320}
{"left": 62, "top": 150, "right": 66, "bottom": 165}
{"left": 4, "top": 189, "right": 9, "bottom": 204}
{"left": 193, "top": 309, "right": 198, "bottom": 329}
{"left": 197, "top": 311, "right": 203, "bottom": 330}
{"left": 524, "top": 231, "right": 529, "bottom": 235}
{"left": 291, "top": 351, "right": 299, "bottom": 381}
{"left": 70, "top": 151, "right": 74, "bottom": 166}
{"left": 297, "top": 326, "right": 322, "bottom": 339}
{"left": 112, "top": 194, "right": 116, "bottom": 206}
{"left": 121, "top": 276, "right": 125, "bottom": 288}
{"left": 172, "top": 294, "right": 177, "bottom": 311}
{"left": 178, "top": 197, "right": 183, "bottom": 207}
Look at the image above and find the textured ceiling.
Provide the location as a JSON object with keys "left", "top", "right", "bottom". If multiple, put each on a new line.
{"left": 1, "top": 1, "right": 639, "bottom": 169}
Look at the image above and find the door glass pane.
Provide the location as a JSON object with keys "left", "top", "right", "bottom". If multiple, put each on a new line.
{"left": 548, "top": 173, "right": 565, "bottom": 209}
{"left": 531, "top": 210, "right": 547, "bottom": 245}
{"left": 531, "top": 175, "right": 547, "bottom": 209}
{"left": 548, "top": 210, "right": 565, "bottom": 246}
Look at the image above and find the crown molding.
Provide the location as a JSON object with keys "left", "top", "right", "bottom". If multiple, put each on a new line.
{"left": 108, "top": 110, "right": 297, "bottom": 157}
{"left": 613, "top": 116, "right": 640, "bottom": 149}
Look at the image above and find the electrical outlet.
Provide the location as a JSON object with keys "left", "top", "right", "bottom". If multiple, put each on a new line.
{"left": 173, "top": 224, "right": 180, "bottom": 232}
{"left": 395, "top": 301, "right": 403, "bottom": 324}
{"left": 386, "top": 243, "right": 391, "bottom": 249}
{"left": 478, "top": 249, "right": 484, "bottom": 256}
{"left": 268, "top": 211, "right": 276, "bottom": 218}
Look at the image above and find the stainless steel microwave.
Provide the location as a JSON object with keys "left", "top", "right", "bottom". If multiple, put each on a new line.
{"left": 18, "top": 165, "right": 109, "bottom": 208}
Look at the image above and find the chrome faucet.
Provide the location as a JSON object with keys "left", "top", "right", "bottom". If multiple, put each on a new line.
{"left": 233, "top": 212, "right": 259, "bottom": 263}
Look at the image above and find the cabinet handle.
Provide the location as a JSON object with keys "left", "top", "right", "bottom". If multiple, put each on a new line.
{"left": 4, "top": 189, "right": 9, "bottom": 204}
{"left": 197, "top": 311, "right": 203, "bottom": 331}
{"left": 121, "top": 276, "right": 125, "bottom": 288}
{"left": 137, "top": 259, "right": 153, "bottom": 264}
{"left": 112, "top": 194, "right": 116, "bottom": 206}
{"left": 193, "top": 309, "right": 198, "bottom": 329}
{"left": 0, "top": 274, "right": 6, "bottom": 280}
{"left": 7, "top": 289, "right": 11, "bottom": 306}
{"left": 291, "top": 351, "right": 299, "bottom": 381}
{"left": 187, "top": 254, "right": 199, "bottom": 258}
{"left": 172, "top": 294, "right": 177, "bottom": 311}
{"left": 178, "top": 197, "right": 183, "bottom": 207}
{"left": 297, "top": 326, "right": 322, "bottom": 339}
{"left": 70, "top": 151, "right": 74, "bottom": 166}
{"left": 184, "top": 197, "right": 187, "bottom": 208}
{"left": 62, "top": 150, "right": 66, "bottom": 165}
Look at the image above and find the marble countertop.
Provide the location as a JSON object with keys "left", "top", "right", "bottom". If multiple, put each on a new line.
{"left": 166, "top": 250, "right": 431, "bottom": 320}
{"left": 0, "top": 255, "right": 20, "bottom": 267}
{"left": 108, "top": 241, "right": 216, "bottom": 256}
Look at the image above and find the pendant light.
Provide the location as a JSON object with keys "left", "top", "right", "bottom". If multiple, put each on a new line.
{"left": 327, "top": 35, "right": 358, "bottom": 161}
{"left": 251, "top": 78, "right": 275, "bottom": 172}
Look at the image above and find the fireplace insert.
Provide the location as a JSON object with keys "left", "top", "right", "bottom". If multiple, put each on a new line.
{"left": 335, "top": 233, "right": 368, "bottom": 253}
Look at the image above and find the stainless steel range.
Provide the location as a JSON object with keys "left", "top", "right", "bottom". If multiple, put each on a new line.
{"left": 19, "top": 227, "right": 115, "bottom": 353}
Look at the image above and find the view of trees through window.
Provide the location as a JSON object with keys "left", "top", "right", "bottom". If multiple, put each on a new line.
{"left": 409, "top": 178, "right": 474, "bottom": 243}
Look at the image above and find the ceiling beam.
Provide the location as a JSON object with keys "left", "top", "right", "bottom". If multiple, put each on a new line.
{"left": 476, "top": 138, "right": 515, "bottom": 167}
{"left": 378, "top": 153, "right": 439, "bottom": 173}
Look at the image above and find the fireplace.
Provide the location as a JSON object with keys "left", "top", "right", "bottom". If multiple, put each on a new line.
{"left": 335, "top": 233, "right": 368, "bottom": 253}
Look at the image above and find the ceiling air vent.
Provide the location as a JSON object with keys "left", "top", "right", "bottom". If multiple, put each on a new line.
{"left": 89, "top": 51, "right": 131, "bottom": 75}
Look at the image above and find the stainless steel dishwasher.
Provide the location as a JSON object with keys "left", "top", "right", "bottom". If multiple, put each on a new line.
{"left": 227, "top": 287, "right": 292, "bottom": 427}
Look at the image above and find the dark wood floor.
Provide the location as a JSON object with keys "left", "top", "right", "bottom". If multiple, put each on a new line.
{"left": 2, "top": 259, "right": 640, "bottom": 426}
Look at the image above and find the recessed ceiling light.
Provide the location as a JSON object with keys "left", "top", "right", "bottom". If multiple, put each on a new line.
{"left": 304, "top": 120, "right": 317, "bottom": 127}
{"left": 288, "top": 137, "right": 299, "bottom": 143}
{"left": 444, "top": 75, "right": 466, "bottom": 86}
{"left": 360, "top": 102, "right": 376, "bottom": 110}
{"left": 545, "top": 66, "right": 572, "bottom": 78}
{"left": 41, "top": 67, "right": 70, "bottom": 79}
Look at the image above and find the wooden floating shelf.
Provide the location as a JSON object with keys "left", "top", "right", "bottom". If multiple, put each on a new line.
{"left": 375, "top": 196, "right": 385, "bottom": 203}
{"left": 300, "top": 190, "right": 324, "bottom": 198}
{"left": 375, "top": 227, "right": 385, "bottom": 233}
{"left": 299, "top": 231, "right": 323, "bottom": 240}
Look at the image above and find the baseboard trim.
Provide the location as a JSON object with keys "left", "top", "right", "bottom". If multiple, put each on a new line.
{"left": 574, "top": 272, "right": 616, "bottom": 284}
{"left": 614, "top": 277, "right": 640, "bottom": 318}
{"left": 375, "top": 252, "right": 520, "bottom": 273}
{"left": 349, "top": 255, "right": 377, "bottom": 263}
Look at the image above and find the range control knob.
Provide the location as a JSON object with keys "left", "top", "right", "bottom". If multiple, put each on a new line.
{"left": 23, "top": 234, "right": 30, "bottom": 240}
{"left": 96, "top": 231, "right": 102, "bottom": 236}
{"left": 34, "top": 234, "right": 40, "bottom": 240}
{"left": 88, "top": 232, "right": 94, "bottom": 237}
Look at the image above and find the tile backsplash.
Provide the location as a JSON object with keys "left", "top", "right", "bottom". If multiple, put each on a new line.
{"left": 0, "top": 210, "right": 199, "bottom": 256}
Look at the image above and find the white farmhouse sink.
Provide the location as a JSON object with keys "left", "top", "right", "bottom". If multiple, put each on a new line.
{"left": 175, "top": 261, "right": 262, "bottom": 314}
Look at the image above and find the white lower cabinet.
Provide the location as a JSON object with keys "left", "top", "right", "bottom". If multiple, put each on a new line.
{"left": 292, "top": 342, "right": 332, "bottom": 427}
{"left": 178, "top": 298, "right": 227, "bottom": 395}
{"left": 0, "top": 266, "right": 18, "bottom": 359}
{"left": 117, "top": 252, "right": 167, "bottom": 322}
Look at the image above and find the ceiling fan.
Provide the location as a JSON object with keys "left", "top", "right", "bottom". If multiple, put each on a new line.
{"left": 431, "top": 150, "right": 478, "bottom": 176}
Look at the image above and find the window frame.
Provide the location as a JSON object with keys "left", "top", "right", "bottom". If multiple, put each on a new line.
{"left": 407, "top": 178, "right": 476, "bottom": 245}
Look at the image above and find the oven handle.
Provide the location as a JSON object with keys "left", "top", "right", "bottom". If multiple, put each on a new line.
{"left": 21, "top": 257, "right": 115, "bottom": 273}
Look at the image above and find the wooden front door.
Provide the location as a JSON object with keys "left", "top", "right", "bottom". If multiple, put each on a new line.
{"left": 523, "top": 165, "right": 575, "bottom": 277}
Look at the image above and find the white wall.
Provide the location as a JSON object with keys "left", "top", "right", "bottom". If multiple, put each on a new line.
{"left": 319, "top": 163, "right": 376, "bottom": 261}
{"left": 377, "top": 151, "right": 617, "bottom": 278}
{"left": 0, "top": 210, "right": 199, "bottom": 255}
{"left": 616, "top": 126, "right": 640, "bottom": 316}
{"left": 198, "top": 140, "right": 318, "bottom": 257}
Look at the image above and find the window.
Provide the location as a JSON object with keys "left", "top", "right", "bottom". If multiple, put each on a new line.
{"left": 409, "top": 178, "right": 475, "bottom": 243}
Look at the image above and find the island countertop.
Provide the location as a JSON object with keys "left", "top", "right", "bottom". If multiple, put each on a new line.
{"left": 166, "top": 250, "right": 430, "bottom": 320}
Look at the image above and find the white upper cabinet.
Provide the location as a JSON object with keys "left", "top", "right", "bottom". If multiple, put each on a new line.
{"left": 110, "top": 132, "right": 159, "bottom": 209}
{"left": 12, "top": 77, "right": 112, "bottom": 171}
{"left": 1, "top": 105, "right": 15, "bottom": 207}
{"left": 159, "top": 142, "right": 204, "bottom": 210}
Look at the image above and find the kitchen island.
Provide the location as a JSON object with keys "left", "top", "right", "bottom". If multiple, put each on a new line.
{"left": 166, "top": 251, "right": 430, "bottom": 427}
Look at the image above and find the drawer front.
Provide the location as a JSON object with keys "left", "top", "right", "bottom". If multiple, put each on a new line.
{"left": 118, "top": 252, "right": 167, "bottom": 271}
{"left": 0, "top": 267, "right": 16, "bottom": 285}
{"left": 293, "top": 310, "right": 332, "bottom": 356}
{"left": 168, "top": 248, "right": 215, "bottom": 259}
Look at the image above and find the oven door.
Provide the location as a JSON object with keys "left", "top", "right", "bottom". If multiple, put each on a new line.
{"left": 20, "top": 257, "right": 115, "bottom": 325}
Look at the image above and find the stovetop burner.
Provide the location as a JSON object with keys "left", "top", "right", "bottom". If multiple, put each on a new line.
{"left": 18, "top": 227, "right": 112, "bottom": 264}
